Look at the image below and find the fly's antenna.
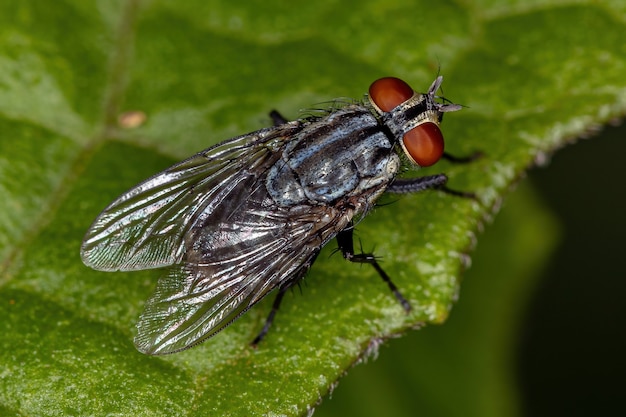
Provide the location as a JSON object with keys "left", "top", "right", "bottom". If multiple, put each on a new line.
{"left": 428, "top": 76, "right": 462, "bottom": 113}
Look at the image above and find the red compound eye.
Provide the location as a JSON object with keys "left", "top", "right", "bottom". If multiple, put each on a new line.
{"left": 369, "top": 77, "right": 414, "bottom": 112}
{"left": 402, "top": 122, "right": 444, "bottom": 167}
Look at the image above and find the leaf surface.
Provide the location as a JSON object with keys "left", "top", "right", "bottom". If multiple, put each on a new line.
{"left": 1, "top": 1, "right": 625, "bottom": 415}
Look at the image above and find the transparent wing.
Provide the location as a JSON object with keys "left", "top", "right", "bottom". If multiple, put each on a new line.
{"left": 81, "top": 119, "right": 355, "bottom": 354}
{"left": 134, "top": 182, "right": 349, "bottom": 355}
{"left": 81, "top": 123, "right": 300, "bottom": 271}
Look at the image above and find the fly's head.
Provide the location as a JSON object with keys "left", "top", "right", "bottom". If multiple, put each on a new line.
{"left": 368, "top": 76, "right": 461, "bottom": 168}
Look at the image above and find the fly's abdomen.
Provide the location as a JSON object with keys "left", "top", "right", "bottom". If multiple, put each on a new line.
{"left": 266, "top": 107, "right": 399, "bottom": 206}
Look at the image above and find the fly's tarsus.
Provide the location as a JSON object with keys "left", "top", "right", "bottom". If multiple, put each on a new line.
{"left": 336, "top": 227, "right": 412, "bottom": 313}
{"left": 442, "top": 151, "right": 483, "bottom": 164}
{"left": 438, "top": 186, "right": 477, "bottom": 199}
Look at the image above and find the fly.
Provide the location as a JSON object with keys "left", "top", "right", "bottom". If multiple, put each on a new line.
{"left": 81, "top": 76, "right": 474, "bottom": 355}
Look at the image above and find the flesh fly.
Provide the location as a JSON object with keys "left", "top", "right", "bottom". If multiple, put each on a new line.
{"left": 81, "top": 76, "right": 472, "bottom": 355}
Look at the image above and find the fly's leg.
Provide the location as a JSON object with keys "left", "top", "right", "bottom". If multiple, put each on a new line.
{"left": 251, "top": 285, "right": 288, "bottom": 347}
{"left": 336, "top": 226, "right": 411, "bottom": 313}
{"left": 442, "top": 151, "right": 482, "bottom": 164}
{"left": 387, "top": 173, "right": 475, "bottom": 199}
{"left": 389, "top": 139, "right": 481, "bottom": 197}
{"left": 437, "top": 151, "right": 483, "bottom": 196}
{"left": 250, "top": 251, "right": 320, "bottom": 346}
{"left": 269, "top": 110, "right": 289, "bottom": 126}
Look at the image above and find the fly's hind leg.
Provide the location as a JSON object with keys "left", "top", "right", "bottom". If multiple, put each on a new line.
{"left": 251, "top": 285, "right": 288, "bottom": 347}
{"left": 251, "top": 251, "right": 320, "bottom": 346}
{"left": 336, "top": 226, "right": 411, "bottom": 313}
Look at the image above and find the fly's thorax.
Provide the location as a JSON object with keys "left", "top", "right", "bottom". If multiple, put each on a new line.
{"left": 265, "top": 106, "right": 399, "bottom": 207}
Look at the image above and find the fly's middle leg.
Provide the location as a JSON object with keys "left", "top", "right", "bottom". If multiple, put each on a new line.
{"left": 336, "top": 226, "right": 411, "bottom": 313}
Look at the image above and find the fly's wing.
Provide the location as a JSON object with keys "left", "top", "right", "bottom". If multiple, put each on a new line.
{"left": 134, "top": 182, "right": 343, "bottom": 354}
{"left": 81, "top": 123, "right": 300, "bottom": 271}
{"left": 81, "top": 119, "right": 354, "bottom": 355}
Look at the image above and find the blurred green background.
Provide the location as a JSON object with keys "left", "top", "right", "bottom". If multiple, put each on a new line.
{"left": 520, "top": 122, "right": 626, "bottom": 416}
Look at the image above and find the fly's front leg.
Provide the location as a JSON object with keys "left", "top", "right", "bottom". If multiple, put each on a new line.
{"left": 438, "top": 150, "right": 483, "bottom": 196}
{"left": 336, "top": 226, "right": 411, "bottom": 312}
{"left": 387, "top": 174, "right": 475, "bottom": 199}
{"left": 442, "top": 151, "right": 482, "bottom": 164}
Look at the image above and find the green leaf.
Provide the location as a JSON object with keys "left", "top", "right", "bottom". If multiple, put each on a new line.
{"left": 315, "top": 181, "right": 560, "bottom": 417}
{"left": 1, "top": 0, "right": 624, "bottom": 415}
